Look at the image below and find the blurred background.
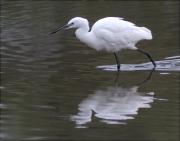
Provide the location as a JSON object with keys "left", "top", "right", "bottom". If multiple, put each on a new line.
{"left": 1, "top": 1, "right": 179, "bottom": 140}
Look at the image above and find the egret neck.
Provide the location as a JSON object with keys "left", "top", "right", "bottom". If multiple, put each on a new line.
{"left": 75, "top": 26, "right": 97, "bottom": 50}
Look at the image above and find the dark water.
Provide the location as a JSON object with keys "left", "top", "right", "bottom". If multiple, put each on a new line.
{"left": 1, "top": 1, "right": 179, "bottom": 141}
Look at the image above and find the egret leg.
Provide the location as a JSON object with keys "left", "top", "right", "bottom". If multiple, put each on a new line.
{"left": 114, "top": 53, "right": 120, "bottom": 71}
{"left": 137, "top": 49, "right": 156, "bottom": 68}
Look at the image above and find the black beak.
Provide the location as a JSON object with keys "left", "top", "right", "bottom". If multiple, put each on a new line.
{"left": 49, "top": 24, "right": 69, "bottom": 35}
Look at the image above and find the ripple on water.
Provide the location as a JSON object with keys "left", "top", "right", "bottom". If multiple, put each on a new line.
{"left": 97, "top": 56, "right": 180, "bottom": 72}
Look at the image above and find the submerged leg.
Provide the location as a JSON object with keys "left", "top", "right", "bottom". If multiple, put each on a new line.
{"left": 137, "top": 49, "right": 156, "bottom": 68}
{"left": 114, "top": 53, "right": 120, "bottom": 71}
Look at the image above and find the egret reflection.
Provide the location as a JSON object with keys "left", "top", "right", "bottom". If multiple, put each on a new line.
{"left": 70, "top": 69, "right": 158, "bottom": 128}
{"left": 71, "top": 85, "right": 155, "bottom": 128}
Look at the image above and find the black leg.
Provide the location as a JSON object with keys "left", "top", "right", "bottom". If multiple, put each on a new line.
{"left": 137, "top": 49, "right": 156, "bottom": 68}
{"left": 114, "top": 53, "right": 120, "bottom": 71}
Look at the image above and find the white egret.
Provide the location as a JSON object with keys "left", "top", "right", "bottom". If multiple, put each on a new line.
{"left": 50, "top": 17, "right": 156, "bottom": 70}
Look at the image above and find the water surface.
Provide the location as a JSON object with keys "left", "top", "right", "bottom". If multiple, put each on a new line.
{"left": 1, "top": 1, "right": 179, "bottom": 141}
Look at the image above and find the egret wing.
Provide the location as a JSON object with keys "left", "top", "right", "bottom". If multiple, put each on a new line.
{"left": 91, "top": 17, "right": 135, "bottom": 33}
{"left": 91, "top": 17, "right": 152, "bottom": 50}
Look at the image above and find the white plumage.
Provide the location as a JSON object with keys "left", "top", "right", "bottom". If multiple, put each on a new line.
{"left": 50, "top": 17, "right": 156, "bottom": 70}
{"left": 95, "top": 17, "right": 152, "bottom": 51}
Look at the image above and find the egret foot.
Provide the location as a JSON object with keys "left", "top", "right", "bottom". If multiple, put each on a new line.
{"left": 117, "top": 64, "right": 120, "bottom": 71}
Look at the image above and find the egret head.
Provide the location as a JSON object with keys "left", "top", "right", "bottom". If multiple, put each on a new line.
{"left": 50, "top": 17, "right": 89, "bottom": 34}
{"left": 67, "top": 17, "right": 88, "bottom": 29}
